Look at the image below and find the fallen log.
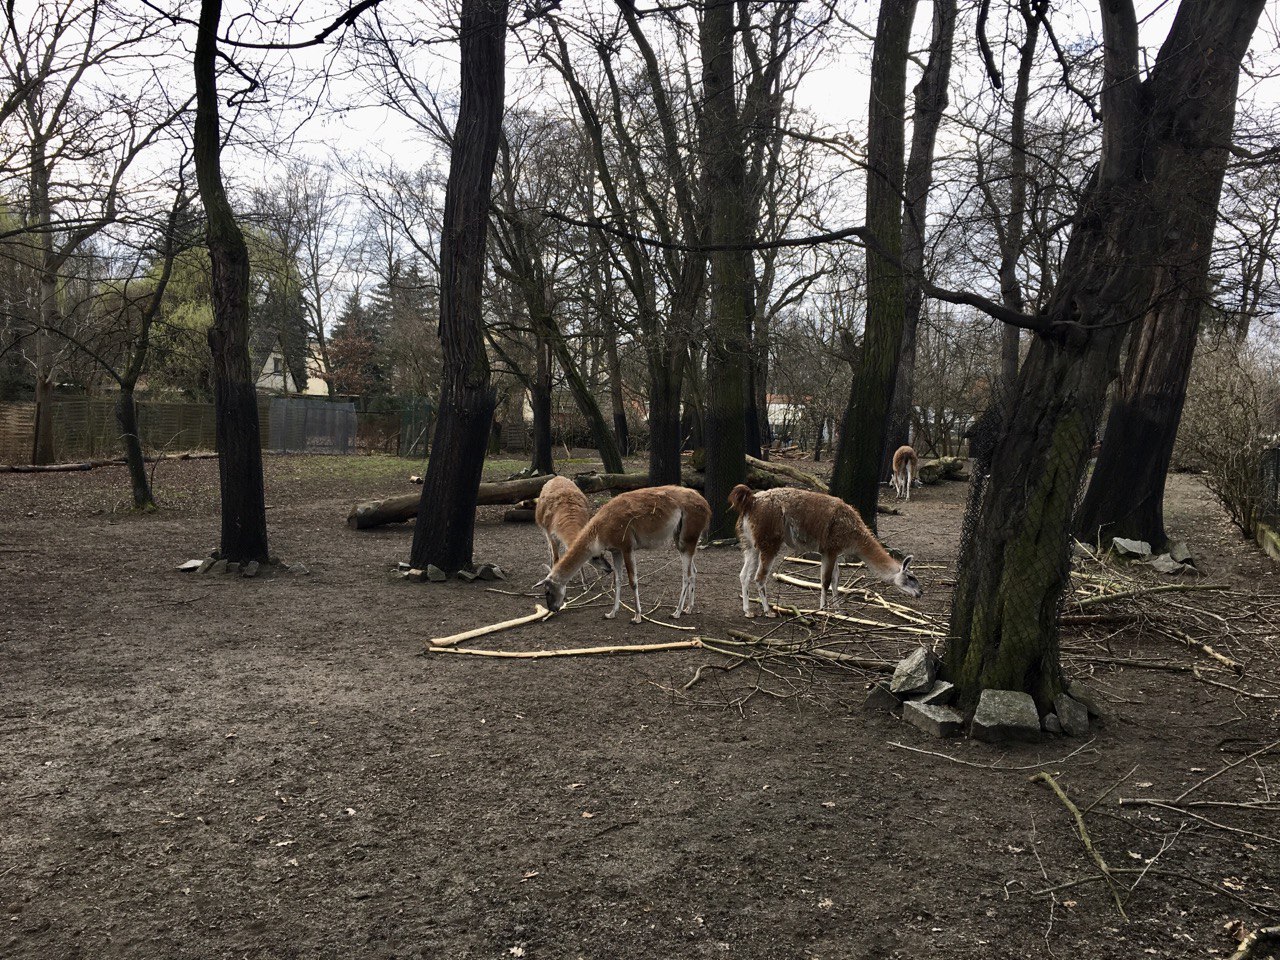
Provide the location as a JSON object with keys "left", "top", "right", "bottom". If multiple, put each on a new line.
{"left": 1, "top": 451, "right": 221, "bottom": 473}
{"left": 350, "top": 460, "right": 835, "bottom": 530}
{"left": 917, "top": 456, "right": 967, "bottom": 485}
{"left": 745, "top": 454, "right": 824, "bottom": 491}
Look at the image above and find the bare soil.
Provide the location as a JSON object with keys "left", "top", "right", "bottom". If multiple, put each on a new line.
{"left": 2, "top": 455, "right": 1278, "bottom": 959}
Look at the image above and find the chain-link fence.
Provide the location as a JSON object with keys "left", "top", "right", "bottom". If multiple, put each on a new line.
{"left": 1259, "top": 442, "right": 1280, "bottom": 527}
{"left": 399, "top": 398, "right": 434, "bottom": 459}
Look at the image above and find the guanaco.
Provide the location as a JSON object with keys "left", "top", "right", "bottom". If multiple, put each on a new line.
{"left": 729, "top": 484, "right": 922, "bottom": 618}
{"left": 535, "top": 476, "right": 611, "bottom": 584}
{"left": 890, "top": 445, "right": 918, "bottom": 501}
{"left": 535, "top": 486, "right": 710, "bottom": 624}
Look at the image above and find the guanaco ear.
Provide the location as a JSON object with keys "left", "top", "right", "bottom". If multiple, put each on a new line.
{"left": 532, "top": 576, "right": 550, "bottom": 589}
{"left": 901, "top": 555, "right": 914, "bottom": 571}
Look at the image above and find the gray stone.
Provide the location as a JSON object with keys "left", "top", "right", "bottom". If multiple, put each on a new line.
{"left": 488, "top": 565, "right": 506, "bottom": 581}
{"left": 289, "top": 563, "right": 310, "bottom": 576}
{"left": 177, "top": 559, "right": 203, "bottom": 573}
{"left": 404, "top": 568, "right": 428, "bottom": 582}
{"left": 1043, "top": 713, "right": 1063, "bottom": 735}
{"left": 914, "top": 680, "right": 956, "bottom": 706}
{"left": 890, "top": 647, "right": 939, "bottom": 696}
{"left": 426, "top": 565, "right": 448, "bottom": 582}
{"left": 971, "top": 689, "right": 1042, "bottom": 743}
{"left": 477, "top": 564, "right": 500, "bottom": 581}
{"left": 903, "top": 701, "right": 965, "bottom": 738}
{"left": 863, "top": 683, "right": 903, "bottom": 717}
{"left": 226, "top": 562, "right": 241, "bottom": 575}
{"left": 1111, "top": 537, "right": 1152, "bottom": 559}
{"left": 209, "top": 559, "right": 228, "bottom": 575}
{"left": 1146, "top": 553, "right": 1190, "bottom": 575}
{"left": 1066, "top": 681, "right": 1109, "bottom": 721}
{"left": 455, "top": 568, "right": 479, "bottom": 582}
{"left": 208, "top": 548, "right": 221, "bottom": 560}
{"left": 197, "top": 557, "right": 217, "bottom": 574}
{"left": 1054, "top": 693, "right": 1090, "bottom": 738}
{"left": 396, "top": 561, "right": 411, "bottom": 572}
{"left": 1169, "top": 540, "right": 1194, "bottom": 565}
{"left": 243, "top": 561, "right": 260, "bottom": 578}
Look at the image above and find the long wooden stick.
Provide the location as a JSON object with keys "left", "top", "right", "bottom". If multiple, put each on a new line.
{"left": 1031, "top": 771, "right": 1128, "bottom": 920}
{"left": 1071, "top": 583, "right": 1225, "bottom": 608}
{"left": 428, "top": 606, "right": 552, "bottom": 648}
{"left": 777, "top": 605, "right": 944, "bottom": 638}
{"left": 425, "top": 639, "right": 703, "bottom": 659}
{"left": 1172, "top": 738, "right": 1280, "bottom": 803}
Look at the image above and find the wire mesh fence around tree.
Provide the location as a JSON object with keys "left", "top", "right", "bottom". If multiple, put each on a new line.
{"left": 267, "top": 396, "right": 357, "bottom": 455}
{"left": 1259, "top": 442, "right": 1280, "bottom": 527}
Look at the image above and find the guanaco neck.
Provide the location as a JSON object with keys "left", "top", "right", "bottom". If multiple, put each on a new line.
{"left": 549, "top": 523, "right": 600, "bottom": 584}
{"left": 844, "top": 507, "right": 901, "bottom": 580}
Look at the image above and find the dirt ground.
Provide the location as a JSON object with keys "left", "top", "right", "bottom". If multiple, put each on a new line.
{"left": 2, "top": 453, "right": 1279, "bottom": 959}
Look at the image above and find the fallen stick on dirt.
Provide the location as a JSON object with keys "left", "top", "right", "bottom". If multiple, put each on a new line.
{"left": 1190, "top": 665, "right": 1279, "bottom": 699}
{"left": 774, "top": 605, "right": 944, "bottom": 639}
{"left": 1115, "top": 798, "right": 1280, "bottom": 846}
{"left": 425, "top": 639, "right": 704, "bottom": 659}
{"left": 1171, "top": 738, "right": 1280, "bottom": 804}
{"left": 1031, "top": 771, "right": 1128, "bottom": 920}
{"left": 888, "top": 738, "right": 1097, "bottom": 771}
{"left": 428, "top": 606, "right": 553, "bottom": 648}
{"left": 1071, "top": 582, "right": 1226, "bottom": 609}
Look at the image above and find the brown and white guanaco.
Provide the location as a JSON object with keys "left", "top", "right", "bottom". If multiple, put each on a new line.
{"left": 729, "top": 484, "right": 921, "bottom": 618}
{"left": 536, "top": 486, "right": 711, "bottom": 624}
{"left": 890, "top": 445, "right": 918, "bottom": 501}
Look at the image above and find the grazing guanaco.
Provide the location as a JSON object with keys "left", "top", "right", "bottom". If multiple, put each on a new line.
{"left": 729, "top": 484, "right": 922, "bottom": 618}
{"left": 535, "top": 486, "right": 710, "bottom": 624}
{"left": 535, "top": 476, "right": 611, "bottom": 584}
{"left": 890, "top": 444, "right": 918, "bottom": 501}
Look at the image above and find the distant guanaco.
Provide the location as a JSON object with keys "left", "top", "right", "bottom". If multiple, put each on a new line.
{"left": 729, "top": 484, "right": 922, "bottom": 618}
{"left": 890, "top": 445, "right": 919, "bottom": 501}
{"left": 535, "top": 486, "right": 711, "bottom": 624}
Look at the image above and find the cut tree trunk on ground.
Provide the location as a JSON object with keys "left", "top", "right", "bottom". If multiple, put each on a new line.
{"left": 918, "top": 456, "right": 967, "bottom": 484}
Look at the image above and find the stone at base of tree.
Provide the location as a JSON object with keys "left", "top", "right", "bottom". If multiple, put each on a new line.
{"left": 1043, "top": 713, "right": 1063, "bottom": 735}
{"left": 210, "top": 559, "right": 228, "bottom": 575}
{"left": 456, "top": 568, "right": 479, "bottom": 583}
{"left": 903, "top": 701, "right": 965, "bottom": 738}
{"left": 227, "top": 562, "right": 241, "bottom": 575}
{"left": 914, "top": 680, "right": 956, "bottom": 706}
{"left": 1053, "top": 693, "right": 1090, "bottom": 737}
{"left": 197, "top": 557, "right": 216, "bottom": 574}
{"left": 477, "top": 564, "right": 501, "bottom": 581}
{"left": 243, "top": 560, "right": 260, "bottom": 578}
{"left": 396, "top": 562, "right": 411, "bottom": 571}
{"left": 1146, "top": 553, "right": 1192, "bottom": 575}
{"left": 427, "top": 565, "right": 448, "bottom": 582}
{"left": 1169, "top": 540, "right": 1194, "bottom": 565}
{"left": 863, "top": 682, "right": 903, "bottom": 717}
{"left": 890, "top": 647, "right": 940, "bottom": 696}
{"left": 208, "top": 548, "right": 221, "bottom": 559}
{"left": 405, "top": 568, "right": 429, "bottom": 582}
{"left": 1111, "top": 537, "right": 1152, "bottom": 559}
{"left": 178, "top": 559, "right": 203, "bottom": 572}
{"left": 971, "top": 690, "right": 1042, "bottom": 743}
{"left": 1065, "top": 681, "right": 1108, "bottom": 721}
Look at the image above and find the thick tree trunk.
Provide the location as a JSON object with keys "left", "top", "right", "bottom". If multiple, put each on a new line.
{"left": 545, "top": 321, "right": 623, "bottom": 473}
{"left": 409, "top": 0, "right": 509, "bottom": 573}
{"left": 699, "top": 0, "right": 750, "bottom": 538}
{"left": 116, "top": 387, "right": 155, "bottom": 510}
{"left": 829, "top": 0, "right": 918, "bottom": 529}
{"left": 945, "top": 0, "right": 1265, "bottom": 714}
{"left": 1074, "top": 14, "right": 1245, "bottom": 551}
{"left": 194, "top": 0, "right": 269, "bottom": 563}
{"left": 882, "top": 0, "right": 955, "bottom": 478}
{"left": 604, "top": 321, "right": 630, "bottom": 455}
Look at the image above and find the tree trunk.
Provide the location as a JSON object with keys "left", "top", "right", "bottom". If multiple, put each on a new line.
{"left": 116, "top": 387, "right": 155, "bottom": 510}
{"left": 945, "top": 0, "right": 1265, "bottom": 714}
{"left": 409, "top": 0, "right": 508, "bottom": 573}
{"left": 648, "top": 348, "right": 684, "bottom": 485}
{"left": 882, "top": 0, "right": 956, "bottom": 478}
{"left": 530, "top": 338, "right": 553, "bottom": 475}
{"left": 699, "top": 0, "right": 751, "bottom": 538}
{"left": 545, "top": 321, "right": 624, "bottom": 473}
{"left": 1074, "top": 5, "right": 1247, "bottom": 551}
{"left": 31, "top": 372, "right": 55, "bottom": 465}
{"left": 604, "top": 323, "right": 630, "bottom": 456}
{"left": 194, "top": 0, "right": 269, "bottom": 563}
{"left": 829, "top": 0, "right": 918, "bottom": 529}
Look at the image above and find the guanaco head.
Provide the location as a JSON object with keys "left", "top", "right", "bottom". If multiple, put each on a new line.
{"left": 893, "top": 555, "right": 923, "bottom": 599}
{"left": 535, "top": 575, "right": 568, "bottom": 613}
{"left": 728, "top": 483, "right": 755, "bottom": 516}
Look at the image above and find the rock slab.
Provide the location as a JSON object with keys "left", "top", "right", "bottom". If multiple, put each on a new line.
{"left": 915, "top": 680, "right": 955, "bottom": 706}
{"left": 863, "top": 683, "right": 903, "bottom": 717}
{"left": 971, "top": 689, "right": 1042, "bottom": 743}
{"left": 427, "top": 565, "right": 448, "bottom": 582}
{"left": 890, "top": 647, "right": 939, "bottom": 696}
{"left": 177, "top": 559, "right": 203, "bottom": 572}
{"left": 903, "top": 701, "right": 965, "bottom": 738}
{"left": 1054, "top": 693, "right": 1090, "bottom": 737}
